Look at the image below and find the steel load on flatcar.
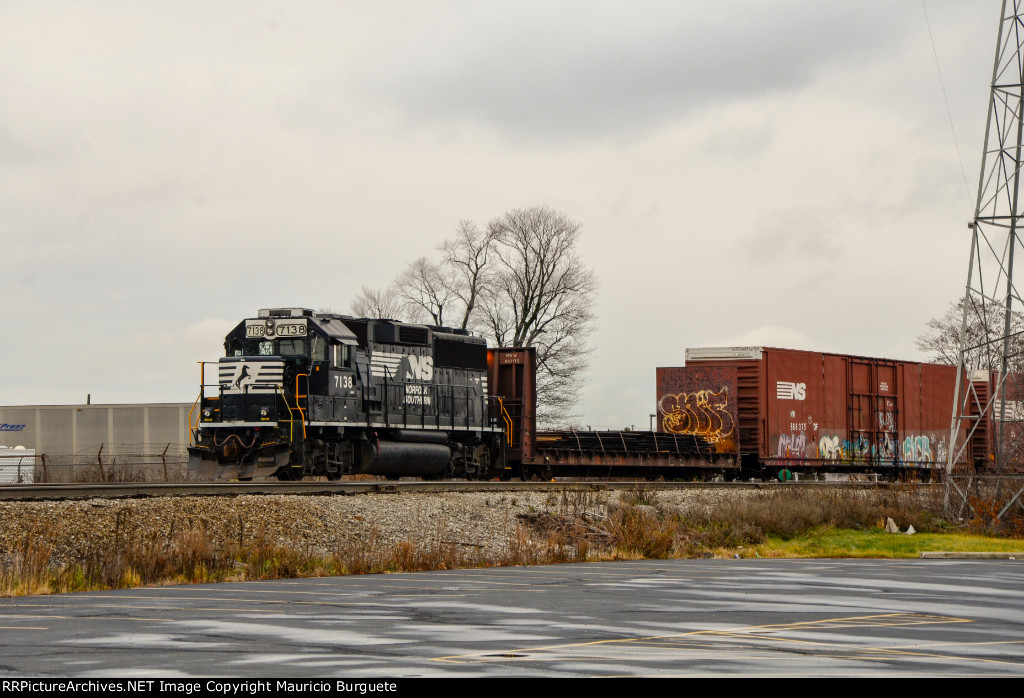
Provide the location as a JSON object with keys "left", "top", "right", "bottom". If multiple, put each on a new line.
{"left": 188, "top": 308, "right": 512, "bottom": 481}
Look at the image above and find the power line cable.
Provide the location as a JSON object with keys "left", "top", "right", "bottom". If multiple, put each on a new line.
{"left": 922, "top": 0, "right": 975, "bottom": 215}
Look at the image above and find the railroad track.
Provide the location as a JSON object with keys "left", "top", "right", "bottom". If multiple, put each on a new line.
{"left": 0, "top": 478, "right": 906, "bottom": 501}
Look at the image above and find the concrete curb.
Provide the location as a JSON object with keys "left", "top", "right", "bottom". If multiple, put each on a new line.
{"left": 920, "top": 551, "right": 1023, "bottom": 559}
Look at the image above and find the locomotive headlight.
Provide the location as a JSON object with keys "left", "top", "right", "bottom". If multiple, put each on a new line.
{"left": 260, "top": 407, "right": 269, "bottom": 418}
{"left": 203, "top": 408, "right": 212, "bottom": 418}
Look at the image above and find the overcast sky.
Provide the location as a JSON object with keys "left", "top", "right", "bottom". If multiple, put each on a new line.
{"left": 0, "top": 0, "right": 1004, "bottom": 428}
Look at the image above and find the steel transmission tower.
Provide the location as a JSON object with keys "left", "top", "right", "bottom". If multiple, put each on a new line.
{"left": 948, "top": 3, "right": 1024, "bottom": 504}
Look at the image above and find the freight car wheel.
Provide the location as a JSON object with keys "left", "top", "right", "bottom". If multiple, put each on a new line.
{"left": 528, "top": 463, "right": 554, "bottom": 481}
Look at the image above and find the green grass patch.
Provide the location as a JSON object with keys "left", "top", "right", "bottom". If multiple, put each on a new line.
{"left": 748, "top": 526, "right": 1024, "bottom": 559}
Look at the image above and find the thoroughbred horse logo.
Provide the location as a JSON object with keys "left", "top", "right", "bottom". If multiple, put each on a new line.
{"left": 233, "top": 365, "right": 252, "bottom": 389}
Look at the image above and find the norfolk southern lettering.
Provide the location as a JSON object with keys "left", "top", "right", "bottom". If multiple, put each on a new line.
{"left": 188, "top": 308, "right": 508, "bottom": 482}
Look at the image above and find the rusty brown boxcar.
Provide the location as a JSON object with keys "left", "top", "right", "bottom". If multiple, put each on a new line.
{"left": 657, "top": 347, "right": 987, "bottom": 477}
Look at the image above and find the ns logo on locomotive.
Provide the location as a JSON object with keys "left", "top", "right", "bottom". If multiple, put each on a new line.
{"left": 188, "top": 308, "right": 515, "bottom": 481}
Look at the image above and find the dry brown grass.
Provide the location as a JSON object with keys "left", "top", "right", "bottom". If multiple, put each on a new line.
{"left": 0, "top": 483, "right": 1009, "bottom": 597}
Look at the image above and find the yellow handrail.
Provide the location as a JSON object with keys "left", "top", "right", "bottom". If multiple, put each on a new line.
{"left": 188, "top": 395, "right": 200, "bottom": 444}
{"left": 295, "top": 373, "right": 309, "bottom": 439}
{"left": 496, "top": 397, "right": 513, "bottom": 447}
{"left": 188, "top": 361, "right": 206, "bottom": 443}
{"left": 281, "top": 387, "right": 298, "bottom": 441}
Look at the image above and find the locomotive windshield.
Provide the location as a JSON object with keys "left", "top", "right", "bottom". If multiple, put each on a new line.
{"left": 226, "top": 337, "right": 308, "bottom": 357}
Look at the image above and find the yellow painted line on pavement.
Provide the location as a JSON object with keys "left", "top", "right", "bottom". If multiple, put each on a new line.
{"left": 432, "top": 613, "right": 975, "bottom": 664}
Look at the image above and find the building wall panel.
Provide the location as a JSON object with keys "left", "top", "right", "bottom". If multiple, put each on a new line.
{"left": 0, "top": 404, "right": 191, "bottom": 456}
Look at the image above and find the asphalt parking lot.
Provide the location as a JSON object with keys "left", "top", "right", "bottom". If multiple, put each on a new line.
{"left": 1, "top": 558, "right": 1022, "bottom": 677}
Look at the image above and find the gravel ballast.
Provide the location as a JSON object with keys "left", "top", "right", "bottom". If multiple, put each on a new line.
{"left": 0, "top": 489, "right": 725, "bottom": 567}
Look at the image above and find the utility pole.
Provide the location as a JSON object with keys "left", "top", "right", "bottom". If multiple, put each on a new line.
{"left": 948, "top": 1, "right": 1024, "bottom": 520}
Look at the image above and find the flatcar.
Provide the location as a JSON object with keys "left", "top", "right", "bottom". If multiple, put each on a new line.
{"left": 188, "top": 308, "right": 513, "bottom": 480}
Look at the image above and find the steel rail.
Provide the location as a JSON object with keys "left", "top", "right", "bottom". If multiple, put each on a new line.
{"left": 0, "top": 479, "right": 913, "bottom": 502}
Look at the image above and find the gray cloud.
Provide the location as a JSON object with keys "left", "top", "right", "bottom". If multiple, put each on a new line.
{"left": 357, "top": 0, "right": 918, "bottom": 141}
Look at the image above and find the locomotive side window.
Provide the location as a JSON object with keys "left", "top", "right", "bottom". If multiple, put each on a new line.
{"left": 331, "top": 343, "right": 352, "bottom": 369}
{"left": 311, "top": 335, "right": 326, "bottom": 361}
{"left": 225, "top": 338, "right": 246, "bottom": 356}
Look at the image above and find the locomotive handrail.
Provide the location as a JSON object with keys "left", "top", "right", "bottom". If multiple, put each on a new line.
{"left": 188, "top": 394, "right": 200, "bottom": 444}
{"left": 295, "top": 373, "right": 309, "bottom": 439}
{"left": 280, "top": 386, "right": 298, "bottom": 441}
{"left": 495, "top": 397, "right": 513, "bottom": 446}
{"left": 190, "top": 361, "right": 222, "bottom": 443}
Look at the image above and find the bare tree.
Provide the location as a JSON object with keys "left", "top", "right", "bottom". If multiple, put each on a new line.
{"left": 351, "top": 285, "right": 403, "bottom": 319}
{"left": 441, "top": 220, "right": 497, "bottom": 332}
{"left": 392, "top": 257, "right": 458, "bottom": 326}
{"left": 352, "top": 206, "right": 598, "bottom": 425}
{"left": 917, "top": 298, "right": 1024, "bottom": 372}
{"left": 483, "top": 206, "right": 598, "bottom": 425}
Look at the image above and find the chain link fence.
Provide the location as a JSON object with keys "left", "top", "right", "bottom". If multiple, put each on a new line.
{"left": 0, "top": 444, "right": 190, "bottom": 484}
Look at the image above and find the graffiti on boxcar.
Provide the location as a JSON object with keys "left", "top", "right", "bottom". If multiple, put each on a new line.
{"left": 818, "top": 434, "right": 872, "bottom": 463}
{"left": 819, "top": 434, "right": 842, "bottom": 460}
{"left": 902, "top": 435, "right": 933, "bottom": 463}
{"left": 877, "top": 432, "right": 897, "bottom": 460}
{"left": 877, "top": 409, "right": 895, "bottom": 432}
{"left": 817, "top": 432, "right": 945, "bottom": 465}
{"left": 777, "top": 432, "right": 808, "bottom": 459}
{"left": 659, "top": 387, "right": 735, "bottom": 443}
{"left": 844, "top": 436, "right": 871, "bottom": 462}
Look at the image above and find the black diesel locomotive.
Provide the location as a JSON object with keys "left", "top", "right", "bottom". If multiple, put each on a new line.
{"left": 188, "top": 308, "right": 513, "bottom": 480}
